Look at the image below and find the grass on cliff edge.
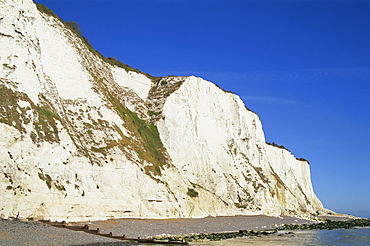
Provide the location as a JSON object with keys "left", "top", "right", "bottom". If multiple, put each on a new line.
{"left": 34, "top": 2, "right": 160, "bottom": 82}
{"left": 266, "top": 141, "right": 309, "bottom": 164}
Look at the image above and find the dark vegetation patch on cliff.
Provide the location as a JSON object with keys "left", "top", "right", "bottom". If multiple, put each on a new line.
{"left": 38, "top": 168, "right": 66, "bottom": 192}
{"left": 33, "top": 100, "right": 60, "bottom": 144}
{"left": 105, "top": 91, "right": 170, "bottom": 179}
{"left": 0, "top": 83, "right": 29, "bottom": 134}
{"left": 266, "top": 141, "right": 289, "bottom": 151}
{"left": 296, "top": 157, "right": 310, "bottom": 164}
{"left": 187, "top": 188, "right": 199, "bottom": 198}
{"left": 0, "top": 83, "right": 60, "bottom": 144}
{"left": 35, "top": 2, "right": 57, "bottom": 18}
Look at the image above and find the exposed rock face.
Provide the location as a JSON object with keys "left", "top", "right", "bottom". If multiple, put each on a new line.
{"left": 0, "top": 0, "right": 326, "bottom": 221}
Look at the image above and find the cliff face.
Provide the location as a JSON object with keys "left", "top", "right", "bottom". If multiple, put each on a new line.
{"left": 0, "top": 0, "right": 326, "bottom": 221}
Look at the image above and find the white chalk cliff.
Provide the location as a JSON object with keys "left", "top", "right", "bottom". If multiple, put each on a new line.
{"left": 0, "top": 0, "right": 328, "bottom": 221}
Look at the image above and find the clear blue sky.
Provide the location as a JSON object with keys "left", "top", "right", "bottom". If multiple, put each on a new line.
{"left": 35, "top": 0, "right": 370, "bottom": 217}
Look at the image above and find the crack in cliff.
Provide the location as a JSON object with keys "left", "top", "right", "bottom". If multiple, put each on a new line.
{"left": 146, "top": 76, "right": 186, "bottom": 122}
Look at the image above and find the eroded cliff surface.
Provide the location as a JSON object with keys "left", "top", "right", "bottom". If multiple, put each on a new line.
{"left": 0, "top": 0, "right": 327, "bottom": 221}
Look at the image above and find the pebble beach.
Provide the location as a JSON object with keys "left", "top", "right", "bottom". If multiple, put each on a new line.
{"left": 70, "top": 215, "right": 315, "bottom": 239}
{"left": 0, "top": 215, "right": 351, "bottom": 245}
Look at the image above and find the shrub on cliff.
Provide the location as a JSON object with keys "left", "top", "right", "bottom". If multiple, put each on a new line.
{"left": 187, "top": 188, "right": 199, "bottom": 198}
{"left": 35, "top": 2, "right": 57, "bottom": 18}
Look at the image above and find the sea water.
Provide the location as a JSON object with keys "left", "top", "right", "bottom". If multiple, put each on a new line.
{"left": 189, "top": 227, "right": 370, "bottom": 246}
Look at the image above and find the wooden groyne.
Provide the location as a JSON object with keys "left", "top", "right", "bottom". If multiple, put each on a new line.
{"left": 39, "top": 220, "right": 188, "bottom": 245}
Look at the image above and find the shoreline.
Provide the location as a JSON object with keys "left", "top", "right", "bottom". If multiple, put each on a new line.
{"left": 0, "top": 214, "right": 357, "bottom": 245}
{"left": 70, "top": 215, "right": 312, "bottom": 238}
{"left": 69, "top": 214, "right": 353, "bottom": 239}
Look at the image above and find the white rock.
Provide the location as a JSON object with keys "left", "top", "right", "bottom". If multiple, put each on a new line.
{"left": 0, "top": 0, "right": 326, "bottom": 221}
